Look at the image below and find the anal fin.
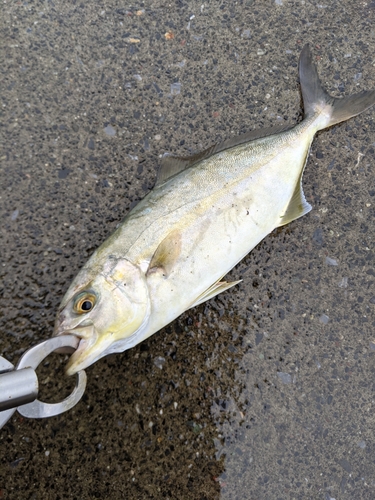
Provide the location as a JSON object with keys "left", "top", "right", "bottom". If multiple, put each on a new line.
{"left": 278, "top": 177, "right": 312, "bottom": 227}
{"left": 189, "top": 279, "right": 242, "bottom": 309}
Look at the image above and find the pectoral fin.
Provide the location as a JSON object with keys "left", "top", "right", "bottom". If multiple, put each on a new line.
{"left": 147, "top": 229, "right": 182, "bottom": 277}
{"left": 189, "top": 279, "right": 242, "bottom": 308}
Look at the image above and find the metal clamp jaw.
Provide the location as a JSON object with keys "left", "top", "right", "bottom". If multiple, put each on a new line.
{"left": 0, "top": 335, "right": 86, "bottom": 429}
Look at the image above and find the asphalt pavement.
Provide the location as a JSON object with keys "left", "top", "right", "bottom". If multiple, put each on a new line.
{"left": 1, "top": 1, "right": 375, "bottom": 499}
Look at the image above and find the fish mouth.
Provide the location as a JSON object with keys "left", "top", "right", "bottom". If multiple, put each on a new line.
{"left": 63, "top": 336, "right": 95, "bottom": 376}
{"left": 54, "top": 313, "right": 150, "bottom": 375}
{"left": 54, "top": 323, "right": 101, "bottom": 376}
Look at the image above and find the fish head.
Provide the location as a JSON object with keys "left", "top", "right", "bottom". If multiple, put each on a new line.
{"left": 53, "top": 256, "right": 150, "bottom": 375}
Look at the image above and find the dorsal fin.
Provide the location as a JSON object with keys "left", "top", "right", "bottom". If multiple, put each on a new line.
{"left": 155, "top": 124, "right": 292, "bottom": 187}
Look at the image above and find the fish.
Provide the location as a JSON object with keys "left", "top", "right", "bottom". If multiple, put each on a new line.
{"left": 54, "top": 45, "right": 375, "bottom": 375}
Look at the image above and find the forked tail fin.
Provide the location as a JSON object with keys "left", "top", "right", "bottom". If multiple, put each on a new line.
{"left": 299, "top": 45, "right": 375, "bottom": 128}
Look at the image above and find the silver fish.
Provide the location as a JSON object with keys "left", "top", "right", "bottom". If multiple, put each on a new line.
{"left": 54, "top": 45, "right": 375, "bottom": 375}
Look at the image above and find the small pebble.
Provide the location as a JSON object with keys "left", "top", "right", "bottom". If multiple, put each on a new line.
{"left": 319, "top": 314, "right": 329, "bottom": 325}
{"left": 277, "top": 372, "right": 292, "bottom": 384}
{"left": 11, "top": 209, "right": 19, "bottom": 221}
{"left": 154, "top": 356, "right": 166, "bottom": 369}
{"left": 338, "top": 458, "right": 352, "bottom": 473}
{"left": 170, "top": 82, "right": 181, "bottom": 95}
{"left": 326, "top": 256, "right": 338, "bottom": 266}
{"left": 104, "top": 125, "right": 116, "bottom": 137}
{"left": 338, "top": 277, "right": 348, "bottom": 288}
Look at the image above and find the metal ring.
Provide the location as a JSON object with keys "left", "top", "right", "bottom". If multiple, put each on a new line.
{"left": 16, "top": 336, "right": 87, "bottom": 419}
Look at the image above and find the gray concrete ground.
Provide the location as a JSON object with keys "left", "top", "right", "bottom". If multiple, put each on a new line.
{"left": 1, "top": 1, "right": 375, "bottom": 499}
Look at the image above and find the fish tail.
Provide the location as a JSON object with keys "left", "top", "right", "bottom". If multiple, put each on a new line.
{"left": 299, "top": 45, "right": 375, "bottom": 129}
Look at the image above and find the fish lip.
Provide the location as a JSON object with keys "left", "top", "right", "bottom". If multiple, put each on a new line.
{"left": 62, "top": 330, "right": 131, "bottom": 375}
{"left": 64, "top": 333, "right": 107, "bottom": 376}
{"left": 53, "top": 324, "right": 97, "bottom": 372}
{"left": 64, "top": 338, "right": 90, "bottom": 375}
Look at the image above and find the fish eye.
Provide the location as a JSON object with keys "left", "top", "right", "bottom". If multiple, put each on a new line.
{"left": 74, "top": 292, "right": 96, "bottom": 314}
